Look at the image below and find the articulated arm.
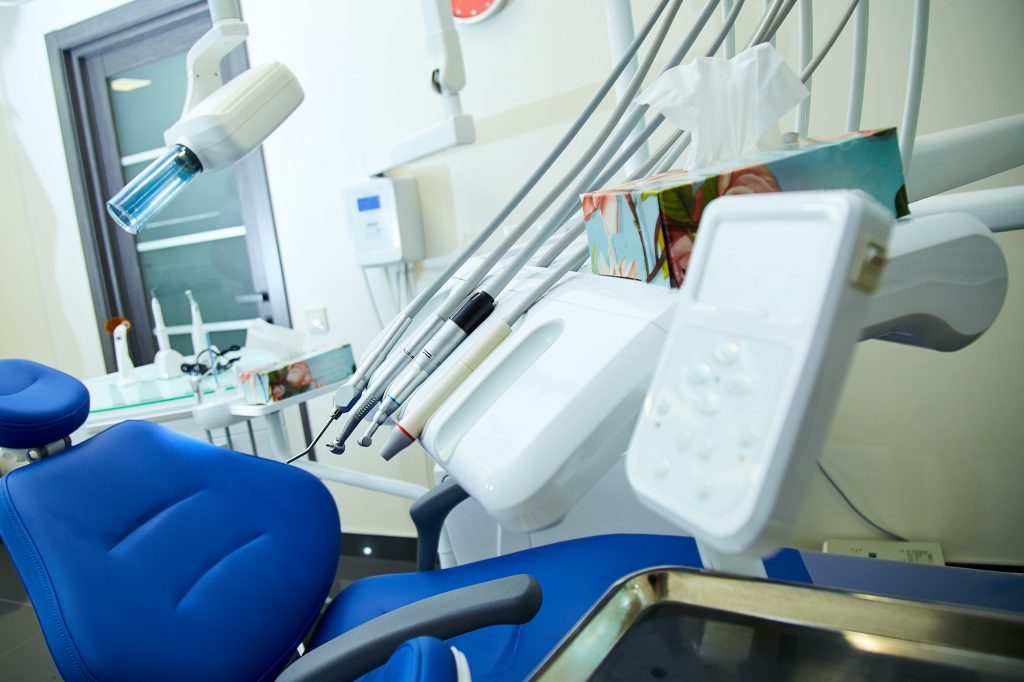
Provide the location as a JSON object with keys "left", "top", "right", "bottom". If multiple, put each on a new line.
{"left": 276, "top": 574, "right": 542, "bottom": 682}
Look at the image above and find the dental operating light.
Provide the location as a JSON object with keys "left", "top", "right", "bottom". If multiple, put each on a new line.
{"left": 106, "top": 0, "right": 303, "bottom": 235}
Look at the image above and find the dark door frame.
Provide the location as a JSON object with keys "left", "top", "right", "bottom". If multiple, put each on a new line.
{"left": 47, "top": 0, "right": 291, "bottom": 369}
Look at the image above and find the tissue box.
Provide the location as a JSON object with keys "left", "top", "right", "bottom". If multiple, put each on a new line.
{"left": 239, "top": 344, "right": 356, "bottom": 404}
{"left": 582, "top": 128, "right": 909, "bottom": 288}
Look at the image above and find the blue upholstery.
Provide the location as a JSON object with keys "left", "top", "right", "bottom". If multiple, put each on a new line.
{"left": 314, "top": 533, "right": 703, "bottom": 681}
{"left": 361, "top": 637, "right": 457, "bottom": 682}
{"left": 0, "top": 359, "right": 90, "bottom": 448}
{"left": 0, "top": 420, "right": 340, "bottom": 682}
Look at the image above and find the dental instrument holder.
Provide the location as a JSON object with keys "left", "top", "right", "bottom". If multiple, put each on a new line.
{"left": 151, "top": 294, "right": 184, "bottom": 380}
{"left": 416, "top": 193, "right": 1006, "bottom": 562}
{"left": 112, "top": 322, "right": 138, "bottom": 388}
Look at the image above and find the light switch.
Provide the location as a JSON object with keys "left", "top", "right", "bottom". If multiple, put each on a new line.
{"left": 305, "top": 307, "right": 329, "bottom": 334}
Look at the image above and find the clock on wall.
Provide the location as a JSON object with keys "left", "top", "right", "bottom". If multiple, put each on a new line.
{"left": 451, "top": 0, "right": 505, "bottom": 25}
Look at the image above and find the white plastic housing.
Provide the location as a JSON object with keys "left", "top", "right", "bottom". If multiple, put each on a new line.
{"left": 419, "top": 268, "right": 678, "bottom": 532}
{"left": 164, "top": 61, "right": 304, "bottom": 172}
{"left": 344, "top": 177, "right": 425, "bottom": 266}
{"left": 862, "top": 212, "right": 1008, "bottom": 351}
{"left": 627, "top": 192, "right": 893, "bottom": 555}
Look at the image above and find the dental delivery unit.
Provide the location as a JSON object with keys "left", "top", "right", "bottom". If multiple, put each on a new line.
{"left": 2, "top": 0, "right": 1023, "bottom": 680}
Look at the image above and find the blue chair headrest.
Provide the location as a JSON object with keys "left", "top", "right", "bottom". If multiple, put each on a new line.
{"left": 0, "top": 359, "right": 90, "bottom": 449}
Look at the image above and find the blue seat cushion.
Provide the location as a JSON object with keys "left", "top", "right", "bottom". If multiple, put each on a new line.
{"left": 0, "top": 420, "right": 341, "bottom": 682}
{"left": 312, "top": 533, "right": 703, "bottom": 681}
{"left": 361, "top": 637, "right": 457, "bottom": 682}
{"left": 0, "top": 359, "right": 90, "bottom": 448}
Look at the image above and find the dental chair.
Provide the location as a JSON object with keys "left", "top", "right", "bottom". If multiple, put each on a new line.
{"left": 0, "top": 358, "right": 720, "bottom": 681}
{"left": 5, "top": 360, "right": 1020, "bottom": 681}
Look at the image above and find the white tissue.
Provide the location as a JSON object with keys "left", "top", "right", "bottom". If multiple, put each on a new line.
{"left": 637, "top": 43, "right": 809, "bottom": 169}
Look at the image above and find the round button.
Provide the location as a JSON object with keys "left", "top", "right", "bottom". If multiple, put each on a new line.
{"left": 714, "top": 341, "right": 741, "bottom": 365}
{"left": 675, "top": 430, "right": 692, "bottom": 451}
{"left": 738, "top": 428, "right": 757, "bottom": 447}
{"left": 655, "top": 458, "right": 671, "bottom": 478}
{"left": 687, "top": 363, "right": 714, "bottom": 385}
{"left": 696, "top": 437, "right": 714, "bottom": 460}
{"left": 656, "top": 396, "right": 672, "bottom": 417}
{"left": 724, "top": 373, "right": 753, "bottom": 396}
{"left": 698, "top": 392, "right": 722, "bottom": 414}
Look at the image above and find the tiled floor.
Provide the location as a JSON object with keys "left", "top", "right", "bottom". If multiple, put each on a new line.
{"left": 0, "top": 537, "right": 415, "bottom": 680}
{"left": 0, "top": 544, "right": 61, "bottom": 680}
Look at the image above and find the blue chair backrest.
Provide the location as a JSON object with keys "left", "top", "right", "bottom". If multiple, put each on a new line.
{"left": 0, "top": 419, "right": 341, "bottom": 681}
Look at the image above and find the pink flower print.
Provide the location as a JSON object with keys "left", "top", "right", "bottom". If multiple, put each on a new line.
{"left": 272, "top": 384, "right": 286, "bottom": 401}
{"left": 691, "top": 164, "right": 780, "bottom": 224}
{"left": 582, "top": 192, "right": 619, "bottom": 235}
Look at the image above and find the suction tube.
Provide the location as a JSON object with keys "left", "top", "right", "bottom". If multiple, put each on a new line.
{"left": 107, "top": 145, "right": 202, "bottom": 235}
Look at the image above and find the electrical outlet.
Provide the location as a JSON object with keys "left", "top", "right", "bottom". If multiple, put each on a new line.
{"left": 823, "top": 539, "right": 945, "bottom": 565}
{"left": 305, "top": 307, "right": 329, "bottom": 334}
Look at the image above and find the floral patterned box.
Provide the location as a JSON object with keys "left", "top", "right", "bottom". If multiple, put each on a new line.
{"left": 582, "top": 128, "right": 909, "bottom": 288}
{"left": 239, "top": 343, "right": 355, "bottom": 404}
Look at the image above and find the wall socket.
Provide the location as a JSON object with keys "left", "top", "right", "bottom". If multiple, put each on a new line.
{"left": 823, "top": 539, "right": 945, "bottom": 565}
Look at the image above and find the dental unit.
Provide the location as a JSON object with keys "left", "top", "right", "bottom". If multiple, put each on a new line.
{"left": 346, "top": 0, "right": 859, "bottom": 456}
{"left": 322, "top": 0, "right": 749, "bottom": 456}
{"left": 5, "top": 0, "right": 1023, "bottom": 678}
{"left": 313, "top": 0, "right": 689, "bottom": 454}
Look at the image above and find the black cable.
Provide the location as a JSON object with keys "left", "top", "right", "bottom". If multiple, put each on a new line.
{"left": 817, "top": 461, "right": 908, "bottom": 542}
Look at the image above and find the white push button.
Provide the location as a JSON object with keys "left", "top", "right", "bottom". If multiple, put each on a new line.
{"left": 675, "top": 430, "right": 692, "bottom": 451}
{"left": 656, "top": 396, "right": 672, "bottom": 417}
{"left": 696, "top": 437, "right": 714, "bottom": 460}
{"left": 688, "top": 363, "right": 714, "bottom": 384}
{"left": 655, "top": 459, "right": 671, "bottom": 478}
{"left": 738, "top": 428, "right": 757, "bottom": 447}
{"left": 714, "top": 341, "right": 741, "bottom": 365}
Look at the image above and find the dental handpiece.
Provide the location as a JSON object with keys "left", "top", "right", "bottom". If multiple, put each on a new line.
{"left": 379, "top": 244, "right": 589, "bottom": 460}
{"left": 359, "top": 291, "right": 495, "bottom": 445}
{"left": 327, "top": 315, "right": 444, "bottom": 453}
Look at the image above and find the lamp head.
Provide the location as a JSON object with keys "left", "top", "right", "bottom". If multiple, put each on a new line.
{"left": 107, "top": 61, "right": 303, "bottom": 235}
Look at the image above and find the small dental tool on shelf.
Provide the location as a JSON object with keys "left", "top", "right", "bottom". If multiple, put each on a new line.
{"left": 184, "top": 289, "right": 213, "bottom": 361}
{"left": 151, "top": 291, "right": 184, "bottom": 380}
{"left": 104, "top": 317, "right": 138, "bottom": 387}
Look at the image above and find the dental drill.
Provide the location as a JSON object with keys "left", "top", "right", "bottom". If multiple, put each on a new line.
{"left": 288, "top": 0, "right": 678, "bottom": 460}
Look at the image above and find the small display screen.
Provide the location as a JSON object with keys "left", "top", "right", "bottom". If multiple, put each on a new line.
{"left": 357, "top": 195, "right": 381, "bottom": 212}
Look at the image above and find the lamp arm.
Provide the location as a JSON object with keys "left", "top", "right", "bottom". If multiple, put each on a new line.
{"left": 180, "top": 16, "right": 249, "bottom": 115}
{"left": 421, "top": 0, "right": 466, "bottom": 95}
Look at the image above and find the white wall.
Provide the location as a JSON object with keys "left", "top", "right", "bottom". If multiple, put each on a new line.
{"left": 1, "top": 0, "right": 1022, "bottom": 559}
